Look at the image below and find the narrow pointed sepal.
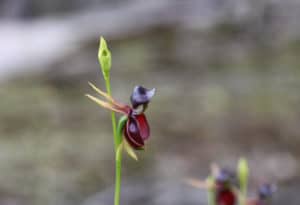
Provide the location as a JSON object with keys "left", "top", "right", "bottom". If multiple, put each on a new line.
{"left": 88, "top": 82, "right": 130, "bottom": 113}
{"left": 85, "top": 94, "right": 125, "bottom": 114}
{"left": 124, "top": 140, "right": 138, "bottom": 161}
{"left": 184, "top": 178, "right": 210, "bottom": 189}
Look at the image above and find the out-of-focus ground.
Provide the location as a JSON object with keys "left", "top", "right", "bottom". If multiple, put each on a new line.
{"left": 0, "top": 0, "right": 300, "bottom": 205}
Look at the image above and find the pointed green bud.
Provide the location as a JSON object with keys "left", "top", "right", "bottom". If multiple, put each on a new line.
{"left": 98, "top": 36, "right": 112, "bottom": 80}
{"left": 238, "top": 157, "right": 249, "bottom": 205}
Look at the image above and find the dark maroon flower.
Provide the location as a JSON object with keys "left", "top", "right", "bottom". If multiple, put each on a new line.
{"left": 123, "top": 86, "right": 155, "bottom": 149}
{"left": 215, "top": 169, "right": 237, "bottom": 205}
{"left": 216, "top": 189, "right": 236, "bottom": 205}
{"left": 87, "top": 83, "right": 155, "bottom": 149}
{"left": 124, "top": 113, "right": 150, "bottom": 149}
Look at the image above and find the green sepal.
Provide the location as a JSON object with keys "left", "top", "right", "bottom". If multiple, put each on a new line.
{"left": 124, "top": 140, "right": 138, "bottom": 161}
{"left": 116, "top": 115, "right": 128, "bottom": 146}
{"left": 116, "top": 115, "right": 138, "bottom": 161}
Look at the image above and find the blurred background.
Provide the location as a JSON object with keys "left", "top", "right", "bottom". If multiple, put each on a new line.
{"left": 0, "top": 0, "right": 300, "bottom": 204}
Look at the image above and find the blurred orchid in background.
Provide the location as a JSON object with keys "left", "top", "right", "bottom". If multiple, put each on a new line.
{"left": 247, "top": 183, "right": 277, "bottom": 205}
{"left": 186, "top": 164, "right": 237, "bottom": 205}
{"left": 185, "top": 161, "right": 276, "bottom": 205}
{"left": 215, "top": 169, "right": 237, "bottom": 205}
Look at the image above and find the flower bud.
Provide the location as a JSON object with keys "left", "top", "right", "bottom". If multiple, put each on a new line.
{"left": 238, "top": 157, "right": 249, "bottom": 205}
{"left": 98, "top": 37, "right": 112, "bottom": 80}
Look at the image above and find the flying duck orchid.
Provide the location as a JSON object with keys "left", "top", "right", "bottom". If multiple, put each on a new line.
{"left": 86, "top": 83, "right": 155, "bottom": 150}
{"left": 92, "top": 37, "right": 156, "bottom": 205}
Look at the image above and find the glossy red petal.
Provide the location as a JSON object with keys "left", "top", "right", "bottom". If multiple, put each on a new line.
{"left": 124, "top": 117, "right": 144, "bottom": 149}
{"left": 135, "top": 113, "right": 150, "bottom": 140}
{"left": 217, "top": 190, "right": 236, "bottom": 205}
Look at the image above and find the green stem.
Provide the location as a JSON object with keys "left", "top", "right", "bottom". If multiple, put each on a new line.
{"left": 207, "top": 176, "right": 216, "bottom": 205}
{"left": 114, "top": 116, "right": 128, "bottom": 205}
{"left": 238, "top": 158, "right": 249, "bottom": 205}
{"left": 239, "top": 193, "right": 247, "bottom": 205}
{"left": 241, "top": 182, "right": 247, "bottom": 205}
{"left": 104, "top": 76, "right": 123, "bottom": 205}
{"left": 104, "top": 77, "right": 118, "bottom": 151}
{"left": 208, "top": 190, "right": 216, "bottom": 205}
{"left": 114, "top": 150, "right": 122, "bottom": 205}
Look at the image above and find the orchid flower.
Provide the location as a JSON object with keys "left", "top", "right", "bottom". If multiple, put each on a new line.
{"left": 86, "top": 83, "right": 155, "bottom": 150}
{"left": 247, "top": 183, "right": 277, "bottom": 205}
{"left": 185, "top": 164, "right": 237, "bottom": 205}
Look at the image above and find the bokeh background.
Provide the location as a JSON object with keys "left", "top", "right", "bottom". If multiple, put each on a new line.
{"left": 0, "top": 0, "right": 300, "bottom": 205}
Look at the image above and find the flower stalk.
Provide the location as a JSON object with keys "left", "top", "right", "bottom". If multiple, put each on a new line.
{"left": 114, "top": 116, "right": 128, "bottom": 205}
{"left": 237, "top": 158, "right": 249, "bottom": 205}
{"left": 207, "top": 176, "right": 216, "bottom": 205}
{"left": 98, "top": 37, "right": 123, "bottom": 205}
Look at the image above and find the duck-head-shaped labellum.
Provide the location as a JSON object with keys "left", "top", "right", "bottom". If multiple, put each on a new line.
{"left": 131, "top": 86, "right": 155, "bottom": 111}
{"left": 86, "top": 83, "right": 155, "bottom": 150}
{"left": 216, "top": 169, "right": 235, "bottom": 187}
